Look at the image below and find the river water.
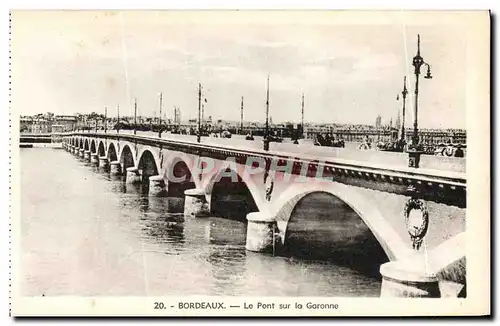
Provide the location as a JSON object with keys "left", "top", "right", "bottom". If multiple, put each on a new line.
{"left": 20, "top": 147, "right": 381, "bottom": 297}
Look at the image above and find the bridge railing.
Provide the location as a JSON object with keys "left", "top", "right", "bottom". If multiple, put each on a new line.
{"left": 64, "top": 131, "right": 466, "bottom": 207}
{"left": 65, "top": 132, "right": 465, "bottom": 180}
{"left": 64, "top": 131, "right": 465, "bottom": 171}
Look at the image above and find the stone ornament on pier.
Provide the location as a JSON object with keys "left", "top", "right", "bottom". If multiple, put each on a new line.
{"left": 126, "top": 167, "right": 142, "bottom": 184}
{"left": 184, "top": 188, "right": 209, "bottom": 218}
{"left": 245, "top": 212, "right": 277, "bottom": 253}
{"left": 83, "top": 150, "right": 90, "bottom": 161}
{"left": 109, "top": 161, "right": 122, "bottom": 176}
{"left": 148, "top": 175, "right": 167, "bottom": 197}
{"left": 79, "top": 149, "right": 85, "bottom": 158}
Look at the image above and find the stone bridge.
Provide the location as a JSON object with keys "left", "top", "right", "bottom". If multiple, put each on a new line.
{"left": 62, "top": 132, "right": 467, "bottom": 298}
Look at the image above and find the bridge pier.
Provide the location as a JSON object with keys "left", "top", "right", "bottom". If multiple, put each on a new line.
{"left": 84, "top": 150, "right": 90, "bottom": 161}
{"left": 72, "top": 146, "right": 77, "bottom": 155}
{"left": 245, "top": 212, "right": 277, "bottom": 253}
{"left": 184, "top": 188, "right": 209, "bottom": 218}
{"left": 379, "top": 261, "right": 440, "bottom": 298}
{"left": 149, "top": 175, "right": 167, "bottom": 197}
{"left": 99, "top": 157, "right": 109, "bottom": 170}
{"left": 109, "top": 161, "right": 122, "bottom": 176}
{"left": 126, "top": 167, "right": 142, "bottom": 184}
{"left": 79, "top": 149, "right": 85, "bottom": 158}
{"left": 90, "top": 153, "right": 99, "bottom": 165}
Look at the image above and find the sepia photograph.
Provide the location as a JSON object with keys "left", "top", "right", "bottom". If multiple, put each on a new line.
{"left": 9, "top": 9, "right": 490, "bottom": 317}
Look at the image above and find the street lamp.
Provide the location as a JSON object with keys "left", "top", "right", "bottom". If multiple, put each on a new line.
{"left": 117, "top": 104, "right": 120, "bottom": 134}
{"left": 399, "top": 76, "right": 408, "bottom": 143}
{"left": 159, "top": 92, "right": 163, "bottom": 138}
{"left": 263, "top": 75, "right": 270, "bottom": 151}
{"left": 411, "top": 34, "right": 432, "bottom": 149}
{"left": 240, "top": 96, "right": 244, "bottom": 135}
{"left": 134, "top": 98, "right": 137, "bottom": 135}
{"left": 197, "top": 83, "right": 202, "bottom": 143}
{"left": 407, "top": 34, "right": 433, "bottom": 168}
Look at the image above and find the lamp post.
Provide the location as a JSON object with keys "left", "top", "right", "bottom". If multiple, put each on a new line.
{"left": 197, "top": 83, "right": 202, "bottom": 143}
{"left": 117, "top": 104, "right": 120, "bottom": 134}
{"left": 263, "top": 75, "right": 270, "bottom": 151}
{"left": 134, "top": 98, "right": 137, "bottom": 135}
{"left": 240, "top": 96, "right": 244, "bottom": 135}
{"left": 202, "top": 98, "right": 205, "bottom": 126}
{"left": 159, "top": 92, "right": 162, "bottom": 138}
{"left": 301, "top": 93, "right": 305, "bottom": 139}
{"left": 104, "top": 107, "right": 107, "bottom": 133}
{"left": 400, "top": 76, "right": 408, "bottom": 143}
{"left": 407, "top": 34, "right": 432, "bottom": 168}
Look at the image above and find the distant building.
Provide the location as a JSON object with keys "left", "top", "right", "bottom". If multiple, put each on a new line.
{"left": 51, "top": 125, "right": 64, "bottom": 133}
{"left": 375, "top": 115, "right": 382, "bottom": 129}
{"left": 32, "top": 119, "right": 51, "bottom": 133}
{"left": 173, "top": 107, "right": 182, "bottom": 124}
{"left": 55, "top": 115, "right": 77, "bottom": 132}
{"left": 20, "top": 117, "right": 32, "bottom": 133}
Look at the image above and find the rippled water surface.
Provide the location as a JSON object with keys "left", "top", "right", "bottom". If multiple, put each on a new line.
{"left": 20, "top": 147, "right": 381, "bottom": 297}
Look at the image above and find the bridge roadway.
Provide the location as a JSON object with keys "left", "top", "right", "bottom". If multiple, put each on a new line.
{"left": 62, "top": 131, "right": 467, "bottom": 298}
{"left": 73, "top": 129, "right": 466, "bottom": 173}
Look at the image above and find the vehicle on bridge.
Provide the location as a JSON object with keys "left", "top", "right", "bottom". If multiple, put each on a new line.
{"left": 313, "top": 133, "right": 345, "bottom": 148}
{"left": 376, "top": 139, "right": 406, "bottom": 152}
{"left": 432, "top": 142, "right": 466, "bottom": 157}
{"left": 266, "top": 134, "right": 283, "bottom": 143}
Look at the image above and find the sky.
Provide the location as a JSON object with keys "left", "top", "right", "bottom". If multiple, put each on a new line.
{"left": 11, "top": 10, "right": 470, "bottom": 129}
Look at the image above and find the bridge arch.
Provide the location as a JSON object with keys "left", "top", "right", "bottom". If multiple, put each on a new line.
{"left": 204, "top": 161, "right": 261, "bottom": 221}
{"left": 84, "top": 139, "right": 89, "bottom": 151}
{"left": 118, "top": 144, "right": 136, "bottom": 171}
{"left": 163, "top": 153, "right": 200, "bottom": 197}
{"left": 107, "top": 142, "right": 118, "bottom": 162}
{"left": 90, "top": 139, "right": 96, "bottom": 154}
{"left": 79, "top": 138, "right": 83, "bottom": 149}
{"left": 97, "top": 140, "right": 106, "bottom": 157}
{"left": 137, "top": 149, "right": 159, "bottom": 182}
{"left": 137, "top": 147, "right": 162, "bottom": 172}
{"left": 272, "top": 182, "right": 412, "bottom": 264}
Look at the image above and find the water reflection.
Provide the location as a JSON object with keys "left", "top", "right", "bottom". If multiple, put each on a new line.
{"left": 205, "top": 218, "right": 247, "bottom": 246}
{"left": 124, "top": 183, "right": 144, "bottom": 196}
{"left": 201, "top": 218, "right": 246, "bottom": 295}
